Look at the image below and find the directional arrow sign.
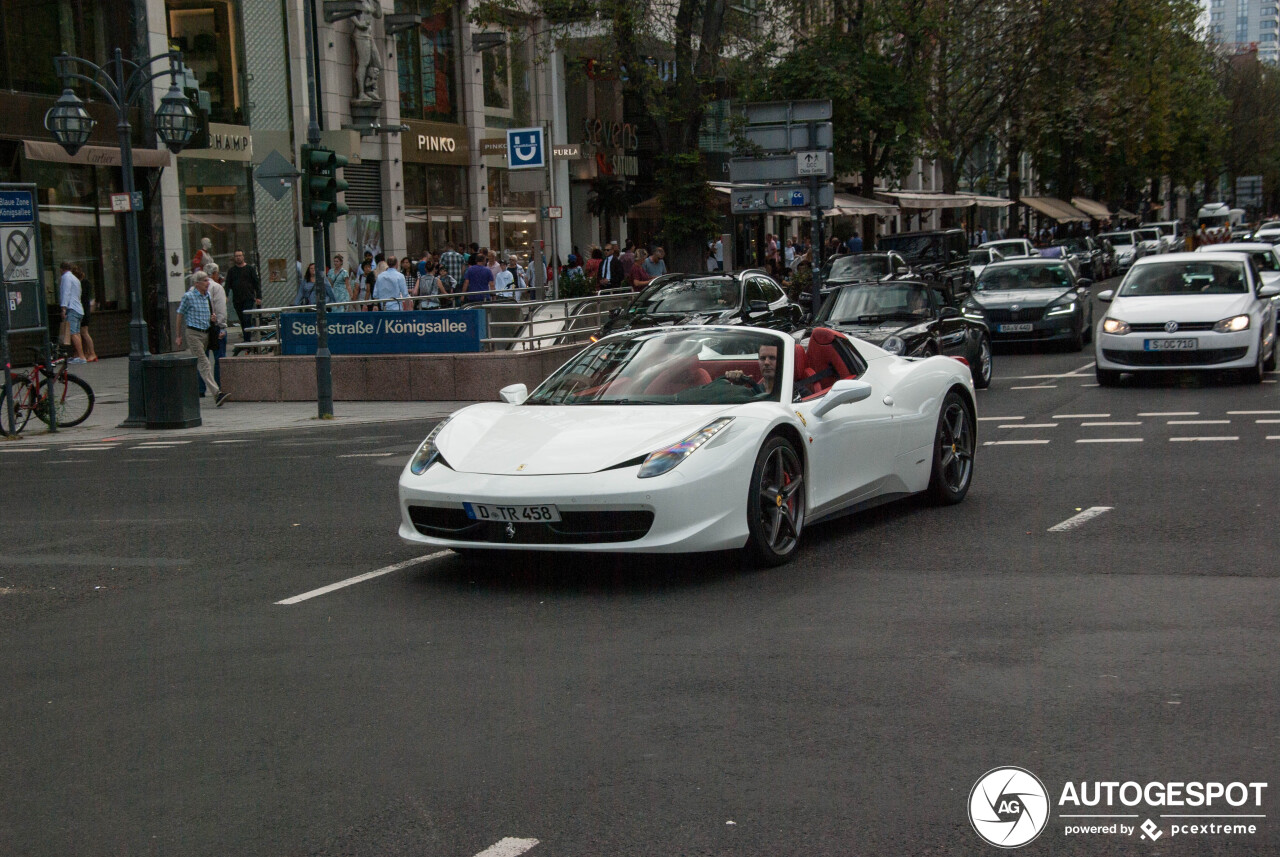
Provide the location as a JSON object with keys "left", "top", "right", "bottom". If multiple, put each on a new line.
{"left": 732, "top": 183, "right": 834, "bottom": 214}
{"left": 729, "top": 151, "right": 833, "bottom": 183}
{"left": 741, "top": 122, "right": 833, "bottom": 152}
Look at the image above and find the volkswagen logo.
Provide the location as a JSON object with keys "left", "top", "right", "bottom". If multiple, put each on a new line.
{"left": 1011, "top": 304, "right": 1020, "bottom": 311}
{"left": 969, "top": 766, "right": 1050, "bottom": 848}
{"left": 1164, "top": 320, "right": 1179, "bottom": 333}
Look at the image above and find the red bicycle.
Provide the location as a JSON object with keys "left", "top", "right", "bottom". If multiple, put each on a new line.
{"left": 1, "top": 347, "right": 95, "bottom": 434}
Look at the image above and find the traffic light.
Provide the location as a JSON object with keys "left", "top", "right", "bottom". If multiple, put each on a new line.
{"left": 300, "top": 144, "right": 350, "bottom": 226}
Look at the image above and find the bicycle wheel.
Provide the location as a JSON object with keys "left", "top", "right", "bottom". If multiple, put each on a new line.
{"left": 40, "top": 373, "right": 94, "bottom": 428}
{"left": 1, "top": 377, "right": 35, "bottom": 434}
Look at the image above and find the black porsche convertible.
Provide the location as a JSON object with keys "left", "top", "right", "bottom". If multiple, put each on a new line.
{"left": 809, "top": 279, "right": 993, "bottom": 388}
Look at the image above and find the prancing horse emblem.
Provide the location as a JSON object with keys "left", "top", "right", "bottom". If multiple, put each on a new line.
{"left": 1164, "top": 320, "right": 1179, "bottom": 333}
{"left": 505, "top": 522, "right": 516, "bottom": 539}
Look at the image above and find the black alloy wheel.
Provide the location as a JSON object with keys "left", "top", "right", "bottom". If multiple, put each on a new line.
{"left": 1243, "top": 337, "right": 1266, "bottom": 384}
{"left": 927, "top": 391, "right": 974, "bottom": 505}
{"left": 971, "top": 335, "right": 992, "bottom": 389}
{"left": 1265, "top": 336, "right": 1277, "bottom": 372}
{"left": 746, "top": 436, "right": 805, "bottom": 567}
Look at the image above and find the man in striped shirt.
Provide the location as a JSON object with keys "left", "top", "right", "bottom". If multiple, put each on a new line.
{"left": 176, "top": 273, "right": 228, "bottom": 406}
{"left": 438, "top": 242, "right": 466, "bottom": 290}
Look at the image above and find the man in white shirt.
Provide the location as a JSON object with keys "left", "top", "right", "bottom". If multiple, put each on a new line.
{"left": 58, "top": 262, "right": 87, "bottom": 363}
{"left": 714, "top": 237, "right": 724, "bottom": 271}
{"left": 372, "top": 255, "right": 409, "bottom": 310}
{"left": 495, "top": 256, "right": 517, "bottom": 300}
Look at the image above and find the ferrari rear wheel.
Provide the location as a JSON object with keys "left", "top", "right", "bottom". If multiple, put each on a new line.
{"left": 745, "top": 436, "right": 805, "bottom": 567}
{"left": 928, "top": 392, "right": 974, "bottom": 505}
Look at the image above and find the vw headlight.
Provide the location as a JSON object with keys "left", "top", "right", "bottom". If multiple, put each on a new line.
{"left": 1213, "top": 314, "right": 1250, "bottom": 333}
{"left": 637, "top": 418, "right": 733, "bottom": 478}
{"left": 1102, "top": 317, "right": 1130, "bottom": 335}
{"left": 882, "top": 335, "right": 906, "bottom": 355}
{"left": 408, "top": 418, "right": 451, "bottom": 475}
{"left": 1046, "top": 300, "right": 1077, "bottom": 317}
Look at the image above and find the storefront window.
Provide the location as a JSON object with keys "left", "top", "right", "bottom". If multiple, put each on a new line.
{"left": 0, "top": 0, "right": 134, "bottom": 96}
{"left": 404, "top": 164, "right": 467, "bottom": 254}
{"left": 166, "top": 0, "right": 248, "bottom": 124}
{"left": 395, "top": 3, "right": 457, "bottom": 123}
{"left": 178, "top": 158, "right": 256, "bottom": 275}
{"left": 482, "top": 34, "right": 532, "bottom": 128}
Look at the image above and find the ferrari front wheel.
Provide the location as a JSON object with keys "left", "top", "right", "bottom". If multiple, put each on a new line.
{"left": 928, "top": 391, "right": 974, "bottom": 505}
{"left": 745, "top": 436, "right": 805, "bottom": 567}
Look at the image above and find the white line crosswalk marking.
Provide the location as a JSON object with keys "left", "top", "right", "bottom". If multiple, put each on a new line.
{"left": 1048, "top": 506, "right": 1113, "bottom": 531}
{"left": 471, "top": 839, "right": 540, "bottom": 857}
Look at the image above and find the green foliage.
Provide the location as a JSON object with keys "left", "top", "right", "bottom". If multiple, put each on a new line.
{"left": 656, "top": 152, "right": 721, "bottom": 252}
{"left": 559, "top": 271, "right": 593, "bottom": 298}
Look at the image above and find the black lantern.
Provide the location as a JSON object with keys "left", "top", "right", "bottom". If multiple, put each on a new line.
{"left": 44, "top": 89, "right": 96, "bottom": 156}
{"left": 154, "top": 85, "right": 198, "bottom": 154}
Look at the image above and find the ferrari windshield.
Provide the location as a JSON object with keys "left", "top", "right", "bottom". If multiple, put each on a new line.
{"left": 1119, "top": 261, "right": 1247, "bottom": 296}
{"left": 977, "top": 263, "right": 1072, "bottom": 290}
{"left": 817, "top": 282, "right": 934, "bottom": 323}
{"left": 630, "top": 277, "right": 739, "bottom": 315}
{"left": 526, "top": 329, "right": 786, "bottom": 405}
{"left": 826, "top": 254, "right": 891, "bottom": 281}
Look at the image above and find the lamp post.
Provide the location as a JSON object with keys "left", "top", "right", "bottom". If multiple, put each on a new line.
{"left": 44, "top": 49, "right": 199, "bottom": 428}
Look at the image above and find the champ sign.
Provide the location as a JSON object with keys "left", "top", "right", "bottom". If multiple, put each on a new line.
{"left": 280, "top": 308, "right": 487, "bottom": 355}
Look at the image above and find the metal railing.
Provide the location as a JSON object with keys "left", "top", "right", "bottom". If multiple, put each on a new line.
{"left": 231, "top": 288, "right": 634, "bottom": 356}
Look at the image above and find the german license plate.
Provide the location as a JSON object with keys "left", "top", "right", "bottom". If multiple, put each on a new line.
{"left": 463, "top": 502, "right": 561, "bottom": 523}
{"left": 1145, "top": 338, "right": 1197, "bottom": 351}
{"left": 999, "top": 323, "right": 1034, "bottom": 333}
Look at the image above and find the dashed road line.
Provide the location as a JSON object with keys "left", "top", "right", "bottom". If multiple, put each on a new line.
{"left": 983, "top": 439, "right": 1051, "bottom": 446}
{"left": 1258, "top": 419, "right": 1280, "bottom": 424}
{"left": 1053, "top": 414, "right": 1110, "bottom": 419}
{"left": 1167, "top": 419, "right": 1229, "bottom": 425}
{"left": 1010, "top": 385, "right": 1057, "bottom": 390}
{"left": 338, "top": 452, "right": 397, "bottom": 458}
{"left": 63, "top": 446, "right": 119, "bottom": 451}
{"left": 1268, "top": 436, "right": 1280, "bottom": 440}
{"left": 999, "top": 423, "right": 1058, "bottom": 428}
{"left": 472, "top": 838, "right": 540, "bottom": 857}
{"left": 275, "top": 551, "right": 452, "bottom": 605}
{"left": 1170, "top": 436, "right": 1238, "bottom": 442}
{"left": 978, "top": 416, "right": 1022, "bottom": 421}
{"left": 0, "top": 447, "right": 47, "bottom": 452}
{"left": 1076, "top": 437, "right": 1143, "bottom": 443}
{"left": 1081, "top": 421, "right": 1142, "bottom": 427}
{"left": 212, "top": 439, "right": 249, "bottom": 444}
{"left": 1139, "top": 411, "right": 1198, "bottom": 417}
{"left": 1228, "top": 410, "right": 1280, "bottom": 415}
{"left": 1048, "top": 506, "right": 1113, "bottom": 531}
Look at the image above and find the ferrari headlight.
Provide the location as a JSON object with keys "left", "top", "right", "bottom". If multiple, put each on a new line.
{"left": 1046, "top": 300, "right": 1077, "bottom": 317}
{"left": 408, "top": 418, "right": 451, "bottom": 475}
{"left": 637, "top": 417, "right": 733, "bottom": 479}
{"left": 882, "top": 335, "right": 906, "bottom": 355}
{"left": 1213, "top": 314, "right": 1250, "bottom": 333}
{"left": 1102, "top": 317, "right": 1130, "bottom": 335}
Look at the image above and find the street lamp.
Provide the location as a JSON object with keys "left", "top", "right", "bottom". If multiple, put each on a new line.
{"left": 44, "top": 49, "right": 199, "bottom": 428}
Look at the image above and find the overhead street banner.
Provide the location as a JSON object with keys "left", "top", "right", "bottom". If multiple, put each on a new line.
{"left": 280, "top": 309, "right": 488, "bottom": 355}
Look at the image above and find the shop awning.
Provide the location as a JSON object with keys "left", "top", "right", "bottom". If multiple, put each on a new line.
{"left": 1020, "top": 196, "right": 1091, "bottom": 223}
{"left": 875, "top": 190, "right": 976, "bottom": 210}
{"left": 1115, "top": 208, "right": 1138, "bottom": 220}
{"left": 829, "top": 193, "right": 899, "bottom": 216}
{"left": 24, "top": 139, "right": 173, "bottom": 168}
{"left": 959, "top": 193, "right": 1014, "bottom": 208}
{"left": 1071, "top": 197, "right": 1112, "bottom": 219}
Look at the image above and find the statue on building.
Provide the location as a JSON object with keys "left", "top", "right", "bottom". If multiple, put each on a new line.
{"left": 352, "top": 0, "right": 383, "bottom": 103}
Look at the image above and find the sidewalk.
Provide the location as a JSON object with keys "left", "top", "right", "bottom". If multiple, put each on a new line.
{"left": 4, "top": 356, "right": 475, "bottom": 446}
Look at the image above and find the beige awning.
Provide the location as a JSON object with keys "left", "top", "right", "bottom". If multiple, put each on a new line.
{"left": 1020, "top": 196, "right": 1091, "bottom": 223}
{"left": 960, "top": 193, "right": 1014, "bottom": 208}
{"left": 1071, "top": 197, "right": 1112, "bottom": 219}
{"left": 830, "top": 193, "right": 899, "bottom": 216}
{"left": 876, "top": 190, "right": 976, "bottom": 210}
{"left": 1115, "top": 208, "right": 1139, "bottom": 220}
{"left": 24, "top": 139, "right": 173, "bottom": 168}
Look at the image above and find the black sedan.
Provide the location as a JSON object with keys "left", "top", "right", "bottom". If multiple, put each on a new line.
{"left": 599, "top": 269, "right": 803, "bottom": 337}
{"left": 809, "top": 279, "right": 992, "bottom": 388}
{"left": 962, "top": 259, "right": 1094, "bottom": 351}
{"left": 800, "top": 251, "right": 915, "bottom": 313}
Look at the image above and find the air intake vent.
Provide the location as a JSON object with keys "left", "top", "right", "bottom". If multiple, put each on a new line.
{"left": 342, "top": 161, "right": 382, "bottom": 213}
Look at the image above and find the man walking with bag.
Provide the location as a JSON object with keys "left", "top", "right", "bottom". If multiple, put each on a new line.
{"left": 176, "top": 272, "right": 228, "bottom": 407}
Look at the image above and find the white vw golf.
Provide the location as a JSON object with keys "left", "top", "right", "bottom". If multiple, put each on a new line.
{"left": 1095, "top": 252, "right": 1279, "bottom": 385}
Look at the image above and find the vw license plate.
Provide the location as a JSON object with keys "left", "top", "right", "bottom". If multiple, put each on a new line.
{"left": 1145, "top": 338, "right": 1198, "bottom": 351}
{"left": 464, "top": 502, "right": 561, "bottom": 523}
{"left": 998, "top": 323, "right": 1034, "bottom": 333}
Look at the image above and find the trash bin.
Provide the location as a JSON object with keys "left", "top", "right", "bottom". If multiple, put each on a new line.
{"left": 142, "top": 353, "right": 202, "bottom": 429}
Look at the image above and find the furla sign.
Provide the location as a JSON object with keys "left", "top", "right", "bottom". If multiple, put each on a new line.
{"left": 403, "top": 119, "right": 469, "bottom": 166}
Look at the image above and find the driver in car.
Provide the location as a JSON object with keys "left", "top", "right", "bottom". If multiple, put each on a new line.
{"left": 723, "top": 342, "right": 779, "bottom": 396}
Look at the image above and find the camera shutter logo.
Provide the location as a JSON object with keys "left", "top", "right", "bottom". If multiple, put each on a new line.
{"left": 969, "top": 767, "right": 1050, "bottom": 848}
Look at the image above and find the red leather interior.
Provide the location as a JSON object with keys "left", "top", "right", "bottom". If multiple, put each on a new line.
{"left": 805, "top": 328, "right": 854, "bottom": 393}
{"left": 644, "top": 355, "right": 713, "bottom": 395}
{"left": 793, "top": 343, "right": 815, "bottom": 382}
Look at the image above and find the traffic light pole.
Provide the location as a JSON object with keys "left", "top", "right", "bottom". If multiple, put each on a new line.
{"left": 304, "top": 0, "right": 333, "bottom": 418}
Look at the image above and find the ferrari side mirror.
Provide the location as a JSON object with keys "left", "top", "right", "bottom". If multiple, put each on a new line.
{"left": 812, "top": 379, "right": 873, "bottom": 418}
{"left": 499, "top": 383, "right": 528, "bottom": 404}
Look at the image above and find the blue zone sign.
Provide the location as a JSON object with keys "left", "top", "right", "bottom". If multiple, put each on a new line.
{"left": 506, "top": 127, "right": 545, "bottom": 169}
{"left": 0, "top": 190, "right": 34, "bottom": 224}
{"left": 280, "top": 309, "right": 487, "bottom": 355}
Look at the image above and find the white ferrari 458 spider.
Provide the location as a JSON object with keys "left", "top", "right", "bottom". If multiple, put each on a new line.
{"left": 399, "top": 325, "right": 977, "bottom": 565}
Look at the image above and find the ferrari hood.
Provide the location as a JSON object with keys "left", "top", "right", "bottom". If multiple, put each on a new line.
{"left": 971, "top": 288, "right": 1072, "bottom": 308}
{"left": 436, "top": 403, "right": 739, "bottom": 475}
{"left": 1110, "top": 293, "right": 1256, "bottom": 323}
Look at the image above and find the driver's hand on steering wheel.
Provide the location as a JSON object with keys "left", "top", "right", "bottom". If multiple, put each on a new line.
{"left": 724, "top": 369, "right": 749, "bottom": 385}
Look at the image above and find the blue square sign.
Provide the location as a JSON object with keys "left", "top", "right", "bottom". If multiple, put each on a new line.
{"left": 506, "top": 127, "right": 546, "bottom": 170}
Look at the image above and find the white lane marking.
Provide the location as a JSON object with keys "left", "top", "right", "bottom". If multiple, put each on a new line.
{"left": 1265, "top": 380, "right": 1277, "bottom": 384}
{"left": 1268, "top": 436, "right": 1280, "bottom": 440}
{"left": 63, "top": 446, "right": 119, "bottom": 451}
{"left": 979, "top": 416, "right": 1022, "bottom": 421}
{"left": 1048, "top": 506, "right": 1113, "bottom": 531}
{"left": 1080, "top": 383, "right": 1100, "bottom": 387}
{"left": 1139, "top": 411, "right": 1198, "bottom": 417}
{"left": 1167, "top": 419, "right": 1230, "bottom": 425}
{"left": 1170, "top": 436, "right": 1239, "bottom": 442}
{"left": 1053, "top": 413, "right": 1110, "bottom": 419}
{"left": 135, "top": 440, "right": 192, "bottom": 445}
{"left": 999, "top": 423, "right": 1058, "bottom": 428}
{"left": 275, "top": 551, "right": 451, "bottom": 605}
{"left": 472, "top": 839, "right": 540, "bottom": 857}
{"left": 1010, "top": 385, "right": 1057, "bottom": 390}
{"left": 1228, "top": 410, "right": 1280, "bottom": 414}
{"left": 1081, "top": 421, "right": 1142, "bottom": 427}
{"left": 1006, "top": 362, "right": 1096, "bottom": 380}
{"left": 212, "top": 439, "right": 249, "bottom": 444}
{"left": 0, "top": 447, "right": 48, "bottom": 452}
{"left": 1076, "top": 438, "right": 1143, "bottom": 443}
{"left": 983, "top": 439, "right": 1051, "bottom": 446}
{"left": 1261, "top": 420, "right": 1280, "bottom": 424}
{"left": 338, "top": 452, "right": 397, "bottom": 458}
